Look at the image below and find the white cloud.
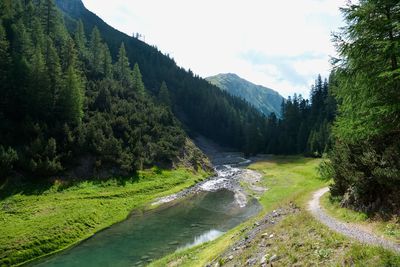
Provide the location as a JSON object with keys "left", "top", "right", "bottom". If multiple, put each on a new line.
{"left": 82, "top": 0, "right": 346, "bottom": 98}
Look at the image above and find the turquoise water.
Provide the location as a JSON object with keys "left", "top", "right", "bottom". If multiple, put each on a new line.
{"left": 31, "top": 189, "right": 261, "bottom": 267}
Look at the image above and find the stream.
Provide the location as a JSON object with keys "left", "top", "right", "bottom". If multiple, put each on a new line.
{"left": 31, "top": 153, "right": 262, "bottom": 267}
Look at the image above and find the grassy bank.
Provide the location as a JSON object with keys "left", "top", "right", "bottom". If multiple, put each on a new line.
{"left": 150, "top": 156, "right": 400, "bottom": 266}
{"left": 150, "top": 156, "right": 327, "bottom": 266}
{"left": 321, "top": 193, "right": 400, "bottom": 244}
{"left": 0, "top": 169, "right": 208, "bottom": 266}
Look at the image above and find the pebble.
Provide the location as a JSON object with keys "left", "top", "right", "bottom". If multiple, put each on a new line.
{"left": 260, "top": 255, "right": 267, "bottom": 264}
{"left": 269, "top": 254, "right": 279, "bottom": 262}
{"left": 245, "top": 258, "right": 256, "bottom": 265}
{"left": 269, "top": 234, "right": 274, "bottom": 239}
{"left": 261, "top": 232, "right": 269, "bottom": 238}
{"left": 228, "top": 255, "right": 234, "bottom": 260}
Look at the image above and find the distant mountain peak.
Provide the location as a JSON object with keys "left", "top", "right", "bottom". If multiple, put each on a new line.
{"left": 55, "top": 0, "right": 85, "bottom": 15}
{"left": 206, "top": 73, "right": 284, "bottom": 116}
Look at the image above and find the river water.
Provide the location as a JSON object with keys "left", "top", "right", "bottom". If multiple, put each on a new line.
{"left": 31, "top": 155, "right": 261, "bottom": 267}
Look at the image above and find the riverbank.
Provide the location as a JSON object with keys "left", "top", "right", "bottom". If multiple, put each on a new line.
{"left": 150, "top": 156, "right": 400, "bottom": 266}
{"left": 0, "top": 169, "right": 209, "bottom": 266}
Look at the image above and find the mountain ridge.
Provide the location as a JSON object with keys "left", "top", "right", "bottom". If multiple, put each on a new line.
{"left": 206, "top": 73, "right": 284, "bottom": 116}
{"left": 55, "top": 0, "right": 269, "bottom": 153}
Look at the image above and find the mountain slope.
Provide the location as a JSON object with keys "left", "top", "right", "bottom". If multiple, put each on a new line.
{"left": 206, "top": 73, "right": 284, "bottom": 116}
{"left": 55, "top": 0, "right": 268, "bottom": 152}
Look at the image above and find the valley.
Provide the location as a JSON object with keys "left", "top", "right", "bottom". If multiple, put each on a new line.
{"left": 1, "top": 0, "right": 399, "bottom": 266}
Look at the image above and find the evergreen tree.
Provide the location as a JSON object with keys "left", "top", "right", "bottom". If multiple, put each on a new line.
{"left": 89, "top": 26, "right": 103, "bottom": 77}
{"left": 115, "top": 42, "right": 132, "bottom": 86}
{"left": 39, "top": 0, "right": 57, "bottom": 37}
{"left": 59, "top": 65, "right": 84, "bottom": 125}
{"left": 158, "top": 81, "right": 171, "bottom": 108}
{"left": 30, "top": 45, "right": 51, "bottom": 119}
{"left": 132, "top": 62, "right": 145, "bottom": 95}
{"left": 74, "top": 20, "right": 87, "bottom": 54}
{"left": 0, "top": 21, "right": 10, "bottom": 86}
{"left": 58, "top": 38, "right": 84, "bottom": 125}
{"left": 45, "top": 37, "right": 62, "bottom": 111}
{"left": 102, "top": 43, "right": 112, "bottom": 79}
{"left": 328, "top": 0, "right": 400, "bottom": 213}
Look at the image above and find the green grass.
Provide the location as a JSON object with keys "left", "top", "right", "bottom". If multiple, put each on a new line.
{"left": 230, "top": 210, "right": 400, "bottom": 266}
{"left": 150, "top": 156, "right": 328, "bottom": 266}
{"left": 0, "top": 168, "right": 208, "bottom": 266}
{"left": 321, "top": 193, "right": 400, "bottom": 243}
{"left": 150, "top": 156, "right": 400, "bottom": 267}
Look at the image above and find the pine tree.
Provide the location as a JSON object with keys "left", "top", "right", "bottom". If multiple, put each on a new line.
{"left": 58, "top": 38, "right": 84, "bottom": 125}
{"left": 0, "top": 21, "right": 10, "bottom": 85}
{"left": 0, "top": 21, "right": 11, "bottom": 120}
{"left": 132, "top": 63, "right": 145, "bottom": 96}
{"left": 102, "top": 43, "right": 113, "bottom": 79}
{"left": 158, "top": 81, "right": 171, "bottom": 108}
{"left": 0, "top": 0, "right": 16, "bottom": 20}
{"left": 39, "top": 0, "right": 57, "bottom": 37}
{"left": 12, "top": 19, "right": 34, "bottom": 58}
{"left": 74, "top": 20, "right": 87, "bottom": 54}
{"left": 115, "top": 42, "right": 132, "bottom": 86}
{"left": 45, "top": 37, "right": 62, "bottom": 111}
{"left": 30, "top": 45, "right": 51, "bottom": 119}
{"left": 328, "top": 0, "right": 400, "bottom": 212}
{"left": 60, "top": 65, "right": 84, "bottom": 125}
{"left": 89, "top": 26, "right": 103, "bottom": 76}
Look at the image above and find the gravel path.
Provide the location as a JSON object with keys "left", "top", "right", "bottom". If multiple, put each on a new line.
{"left": 308, "top": 187, "right": 400, "bottom": 253}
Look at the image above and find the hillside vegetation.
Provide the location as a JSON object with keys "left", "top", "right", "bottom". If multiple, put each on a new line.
{"left": 150, "top": 157, "right": 400, "bottom": 266}
{"left": 0, "top": 168, "right": 208, "bottom": 266}
{"left": 326, "top": 0, "right": 400, "bottom": 214}
{"left": 54, "top": 0, "right": 271, "bottom": 154}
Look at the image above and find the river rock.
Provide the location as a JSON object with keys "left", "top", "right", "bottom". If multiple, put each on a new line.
{"left": 261, "top": 232, "right": 269, "bottom": 238}
{"left": 245, "top": 258, "right": 257, "bottom": 265}
{"left": 228, "top": 255, "right": 234, "bottom": 260}
{"left": 260, "top": 255, "right": 267, "bottom": 264}
{"left": 269, "top": 254, "right": 279, "bottom": 263}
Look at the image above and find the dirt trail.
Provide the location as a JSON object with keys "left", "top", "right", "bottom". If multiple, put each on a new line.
{"left": 308, "top": 187, "right": 400, "bottom": 253}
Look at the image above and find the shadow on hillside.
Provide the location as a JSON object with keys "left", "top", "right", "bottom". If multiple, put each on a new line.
{"left": 0, "top": 173, "right": 140, "bottom": 201}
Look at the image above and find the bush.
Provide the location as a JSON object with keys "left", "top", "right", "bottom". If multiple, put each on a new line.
{"left": 329, "top": 134, "right": 400, "bottom": 214}
{"left": 0, "top": 145, "right": 18, "bottom": 177}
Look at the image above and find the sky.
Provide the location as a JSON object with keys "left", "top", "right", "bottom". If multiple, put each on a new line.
{"left": 82, "top": 0, "right": 346, "bottom": 98}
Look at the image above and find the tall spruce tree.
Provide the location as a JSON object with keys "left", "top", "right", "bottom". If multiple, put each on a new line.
{"left": 132, "top": 63, "right": 145, "bottom": 96}
{"left": 115, "top": 42, "right": 132, "bottom": 87}
{"left": 328, "top": 0, "right": 400, "bottom": 212}
{"left": 58, "top": 38, "right": 84, "bottom": 125}
{"left": 158, "top": 81, "right": 171, "bottom": 108}
{"left": 89, "top": 26, "right": 103, "bottom": 77}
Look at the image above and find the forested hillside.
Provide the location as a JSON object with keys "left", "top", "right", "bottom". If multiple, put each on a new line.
{"left": 54, "top": 0, "right": 270, "bottom": 153}
{"left": 263, "top": 75, "right": 336, "bottom": 156}
{"left": 206, "top": 73, "right": 284, "bottom": 116}
{"left": 327, "top": 0, "right": 400, "bottom": 214}
{"left": 0, "top": 0, "right": 196, "bottom": 179}
{"left": 0, "top": 0, "right": 340, "bottom": 182}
